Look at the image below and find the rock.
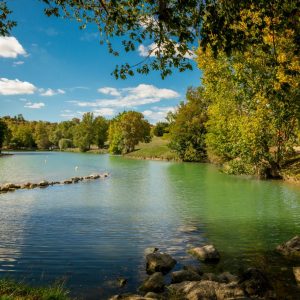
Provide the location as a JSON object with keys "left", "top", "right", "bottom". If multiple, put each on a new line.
{"left": 21, "top": 182, "right": 31, "bottom": 189}
{"left": 183, "top": 265, "right": 203, "bottom": 275}
{"left": 103, "top": 172, "right": 109, "bottom": 177}
{"left": 118, "top": 278, "right": 127, "bottom": 287}
{"left": 201, "top": 273, "right": 220, "bottom": 282}
{"left": 146, "top": 252, "right": 176, "bottom": 274}
{"left": 0, "top": 185, "right": 9, "bottom": 192}
{"left": 71, "top": 177, "right": 80, "bottom": 183}
{"left": 139, "top": 272, "right": 165, "bottom": 293}
{"left": 93, "top": 174, "right": 100, "bottom": 179}
{"left": 29, "top": 183, "right": 38, "bottom": 189}
{"left": 169, "top": 280, "right": 246, "bottom": 300}
{"left": 3, "top": 183, "right": 19, "bottom": 189}
{"left": 84, "top": 176, "right": 91, "bottom": 180}
{"left": 178, "top": 225, "right": 198, "bottom": 233}
{"left": 39, "top": 180, "right": 49, "bottom": 187}
{"left": 171, "top": 270, "right": 202, "bottom": 284}
{"left": 63, "top": 179, "right": 72, "bottom": 184}
{"left": 144, "top": 247, "right": 159, "bottom": 256}
{"left": 188, "top": 245, "right": 220, "bottom": 263}
{"left": 109, "top": 294, "right": 152, "bottom": 300}
{"left": 293, "top": 267, "right": 300, "bottom": 284}
{"left": 217, "top": 272, "right": 239, "bottom": 283}
{"left": 144, "top": 292, "right": 165, "bottom": 299}
{"left": 276, "top": 236, "right": 300, "bottom": 257}
{"left": 238, "top": 268, "right": 272, "bottom": 298}
{"left": 52, "top": 181, "right": 60, "bottom": 185}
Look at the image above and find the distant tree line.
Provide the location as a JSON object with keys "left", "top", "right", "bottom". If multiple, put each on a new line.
{"left": 0, "top": 111, "right": 151, "bottom": 154}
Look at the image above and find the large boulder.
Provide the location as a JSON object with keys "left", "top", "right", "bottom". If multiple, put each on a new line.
{"left": 21, "top": 182, "right": 31, "bottom": 189}
{"left": 238, "top": 268, "right": 273, "bottom": 298}
{"left": 71, "top": 177, "right": 80, "bottom": 183}
{"left": 188, "top": 245, "right": 220, "bottom": 263}
{"left": 146, "top": 252, "right": 176, "bottom": 274}
{"left": 171, "top": 270, "right": 202, "bottom": 284}
{"left": 2, "top": 183, "right": 20, "bottom": 190}
{"left": 139, "top": 272, "right": 165, "bottom": 293}
{"left": 293, "top": 267, "right": 300, "bottom": 284}
{"left": 169, "top": 280, "right": 246, "bottom": 300}
{"left": 276, "top": 236, "right": 300, "bottom": 258}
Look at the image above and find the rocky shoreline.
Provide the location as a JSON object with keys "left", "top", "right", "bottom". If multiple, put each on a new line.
{"left": 110, "top": 236, "right": 300, "bottom": 300}
{"left": 0, "top": 172, "right": 109, "bottom": 194}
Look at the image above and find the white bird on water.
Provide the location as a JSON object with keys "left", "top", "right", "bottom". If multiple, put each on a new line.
{"left": 75, "top": 166, "right": 79, "bottom": 171}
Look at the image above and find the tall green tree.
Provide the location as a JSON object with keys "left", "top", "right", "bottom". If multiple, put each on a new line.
{"left": 74, "top": 112, "right": 95, "bottom": 152}
{"left": 0, "top": 119, "right": 9, "bottom": 153}
{"left": 169, "top": 87, "right": 209, "bottom": 162}
{"left": 93, "top": 116, "right": 109, "bottom": 148}
{"left": 109, "top": 111, "right": 151, "bottom": 154}
{"left": 34, "top": 122, "right": 51, "bottom": 150}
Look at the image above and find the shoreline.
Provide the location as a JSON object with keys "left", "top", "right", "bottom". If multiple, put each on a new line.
{"left": 2, "top": 148, "right": 300, "bottom": 185}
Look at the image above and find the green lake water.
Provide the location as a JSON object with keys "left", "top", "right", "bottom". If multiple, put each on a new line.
{"left": 0, "top": 152, "right": 299, "bottom": 299}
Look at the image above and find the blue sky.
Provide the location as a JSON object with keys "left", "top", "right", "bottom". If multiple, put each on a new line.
{"left": 0, "top": 0, "right": 201, "bottom": 123}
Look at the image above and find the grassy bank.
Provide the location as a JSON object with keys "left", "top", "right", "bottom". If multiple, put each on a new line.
{"left": 125, "top": 136, "right": 180, "bottom": 161}
{"left": 59, "top": 147, "right": 108, "bottom": 154}
{"left": 0, "top": 279, "right": 70, "bottom": 300}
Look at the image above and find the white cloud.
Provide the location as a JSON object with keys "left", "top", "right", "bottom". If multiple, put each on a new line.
{"left": 40, "top": 88, "right": 65, "bottom": 96}
{"left": 138, "top": 42, "right": 195, "bottom": 59}
{"left": 93, "top": 108, "right": 115, "bottom": 117}
{"left": 0, "top": 78, "right": 37, "bottom": 95}
{"left": 24, "top": 102, "right": 45, "bottom": 109}
{"left": 142, "top": 106, "right": 177, "bottom": 123}
{"left": 71, "top": 84, "right": 179, "bottom": 109}
{"left": 13, "top": 61, "right": 25, "bottom": 67}
{"left": 98, "top": 87, "right": 121, "bottom": 97}
{"left": 0, "top": 37, "right": 27, "bottom": 58}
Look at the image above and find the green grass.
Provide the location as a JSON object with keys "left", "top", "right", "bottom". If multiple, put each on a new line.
{"left": 0, "top": 279, "right": 70, "bottom": 300}
{"left": 125, "top": 136, "right": 180, "bottom": 161}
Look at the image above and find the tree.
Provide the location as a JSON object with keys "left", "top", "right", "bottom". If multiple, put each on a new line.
{"left": 196, "top": 2, "right": 300, "bottom": 177}
{"left": 153, "top": 122, "right": 169, "bottom": 137}
{"left": 73, "top": 112, "right": 95, "bottom": 152}
{"left": 109, "top": 111, "right": 151, "bottom": 154}
{"left": 93, "top": 116, "right": 109, "bottom": 148}
{"left": 0, "top": 119, "right": 9, "bottom": 153}
{"left": 58, "top": 138, "right": 73, "bottom": 150}
{"left": 34, "top": 122, "right": 51, "bottom": 149}
{"left": 169, "top": 87, "right": 209, "bottom": 162}
{"left": 3, "top": 1, "right": 298, "bottom": 80}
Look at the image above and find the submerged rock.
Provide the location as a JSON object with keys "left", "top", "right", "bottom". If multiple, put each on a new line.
{"left": 171, "top": 270, "right": 202, "bottom": 284}
{"left": 293, "top": 267, "right": 300, "bottom": 284}
{"left": 238, "top": 268, "right": 273, "bottom": 298}
{"left": 118, "top": 278, "right": 128, "bottom": 288}
{"left": 71, "top": 177, "right": 80, "bottom": 183}
{"left": 188, "top": 245, "right": 220, "bottom": 263}
{"left": 276, "top": 236, "right": 300, "bottom": 257}
{"left": 139, "top": 272, "right": 165, "bottom": 293}
{"left": 169, "top": 280, "right": 246, "bottom": 300}
{"left": 146, "top": 252, "right": 176, "bottom": 274}
{"left": 183, "top": 265, "right": 203, "bottom": 276}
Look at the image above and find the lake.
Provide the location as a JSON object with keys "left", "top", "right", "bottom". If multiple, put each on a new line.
{"left": 0, "top": 152, "right": 300, "bottom": 299}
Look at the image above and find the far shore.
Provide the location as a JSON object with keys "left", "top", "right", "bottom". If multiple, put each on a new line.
{"left": 2, "top": 138, "right": 300, "bottom": 185}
